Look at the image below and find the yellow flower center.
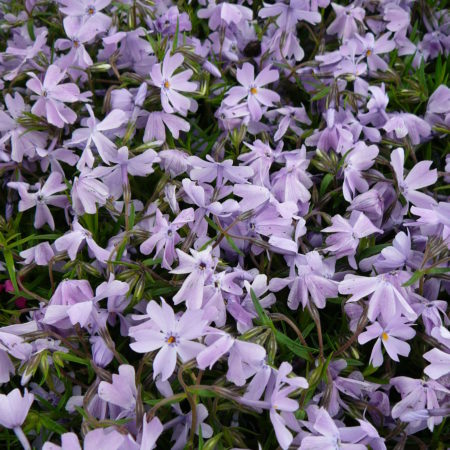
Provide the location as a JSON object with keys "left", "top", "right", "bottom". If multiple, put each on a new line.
{"left": 366, "top": 49, "right": 372, "bottom": 56}
{"left": 250, "top": 87, "right": 258, "bottom": 95}
{"left": 167, "top": 335, "right": 176, "bottom": 344}
{"left": 88, "top": 7, "right": 95, "bottom": 15}
{"left": 164, "top": 80, "right": 170, "bottom": 89}
{"left": 381, "top": 332, "right": 389, "bottom": 341}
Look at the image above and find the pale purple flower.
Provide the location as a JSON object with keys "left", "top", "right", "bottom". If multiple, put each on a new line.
{"left": 171, "top": 246, "right": 217, "bottom": 309}
{"left": 238, "top": 140, "right": 284, "bottom": 187}
{"left": 354, "top": 33, "right": 396, "bottom": 72}
{"left": 129, "top": 299, "right": 206, "bottom": 381}
{"left": 71, "top": 169, "right": 109, "bottom": 215}
{"left": 197, "top": 1, "right": 253, "bottom": 30}
{"left": 342, "top": 142, "right": 379, "bottom": 202}
{"left": 323, "top": 211, "right": 383, "bottom": 269}
{"left": 269, "top": 251, "right": 338, "bottom": 310}
{"left": 327, "top": 3, "right": 365, "bottom": 39}
{"left": 305, "top": 108, "right": 355, "bottom": 154}
{"left": 58, "top": 0, "right": 112, "bottom": 32}
{"left": 267, "top": 105, "right": 311, "bottom": 141}
{"left": 54, "top": 220, "right": 110, "bottom": 262}
{"left": 150, "top": 52, "right": 197, "bottom": 116}
{"left": 3, "top": 30, "right": 48, "bottom": 81}
{"left": 44, "top": 276, "right": 128, "bottom": 331}
{"left": 66, "top": 105, "right": 128, "bottom": 168}
{"left": 358, "top": 84, "right": 389, "bottom": 128}
{"left": 358, "top": 316, "right": 415, "bottom": 367}
{"left": 55, "top": 17, "right": 97, "bottom": 75}
{"left": 98, "top": 364, "right": 136, "bottom": 418}
{"left": 268, "top": 362, "right": 308, "bottom": 450}
{"left": 423, "top": 326, "right": 450, "bottom": 379}
{"left": 0, "top": 332, "right": 32, "bottom": 384}
{"left": 188, "top": 155, "right": 254, "bottom": 186}
{"left": 36, "top": 143, "right": 78, "bottom": 176}
{"left": 7, "top": 172, "right": 67, "bottom": 230}
{"left": 170, "top": 404, "right": 213, "bottom": 450}
{"left": 299, "top": 407, "right": 367, "bottom": 450}
{"left": 0, "top": 93, "right": 47, "bottom": 162}
{"left": 158, "top": 149, "right": 190, "bottom": 177}
{"left": 20, "top": 242, "right": 54, "bottom": 266}
{"left": 140, "top": 208, "right": 195, "bottom": 270}
{"left": 26, "top": 65, "right": 83, "bottom": 128}
{"left": 425, "top": 84, "right": 450, "bottom": 127}
{"left": 409, "top": 201, "right": 450, "bottom": 242}
{"left": 0, "top": 389, "right": 34, "bottom": 450}
{"left": 339, "top": 271, "right": 417, "bottom": 322}
{"left": 197, "top": 329, "right": 266, "bottom": 386}
{"left": 223, "top": 63, "right": 280, "bottom": 122}
{"left": 271, "top": 147, "right": 312, "bottom": 204}
{"left": 101, "top": 146, "right": 160, "bottom": 198}
{"left": 383, "top": 113, "right": 431, "bottom": 145}
{"left": 143, "top": 111, "right": 190, "bottom": 142}
{"left": 259, "top": 0, "right": 321, "bottom": 31}
{"left": 391, "top": 376, "right": 449, "bottom": 432}
{"left": 391, "top": 147, "right": 437, "bottom": 207}
{"left": 373, "top": 231, "right": 422, "bottom": 272}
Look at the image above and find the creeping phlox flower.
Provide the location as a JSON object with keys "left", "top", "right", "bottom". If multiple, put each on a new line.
{"left": 129, "top": 299, "right": 207, "bottom": 380}
{"left": 223, "top": 63, "right": 280, "bottom": 122}
{"left": 0, "top": 0, "right": 448, "bottom": 449}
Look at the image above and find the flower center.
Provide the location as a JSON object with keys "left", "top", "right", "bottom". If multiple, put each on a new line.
{"left": 382, "top": 332, "right": 389, "bottom": 341}
{"left": 366, "top": 49, "right": 372, "bottom": 56}
{"left": 165, "top": 332, "right": 179, "bottom": 346}
{"left": 164, "top": 80, "right": 170, "bottom": 89}
{"left": 198, "top": 262, "right": 207, "bottom": 270}
{"left": 86, "top": 5, "right": 96, "bottom": 15}
{"left": 73, "top": 39, "right": 80, "bottom": 48}
{"left": 250, "top": 87, "right": 258, "bottom": 95}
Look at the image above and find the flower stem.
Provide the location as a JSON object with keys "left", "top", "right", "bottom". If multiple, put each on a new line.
{"left": 13, "top": 427, "right": 30, "bottom": 450}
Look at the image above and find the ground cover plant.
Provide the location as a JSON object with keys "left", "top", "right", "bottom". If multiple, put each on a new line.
{"left": 0, "top": 0, "right": 449, "bottom": 448}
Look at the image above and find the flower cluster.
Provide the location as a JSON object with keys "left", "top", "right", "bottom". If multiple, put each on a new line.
{"left": 0, "top": 0, "right": 448, "bottom": 449}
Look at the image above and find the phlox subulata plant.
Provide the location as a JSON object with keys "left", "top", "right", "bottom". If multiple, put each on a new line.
{"left": 0, "top": 0, "right": 448, "bottom": 449}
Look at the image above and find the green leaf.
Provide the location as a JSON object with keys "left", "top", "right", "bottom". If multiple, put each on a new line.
{"left": 274, "top": 330, "right": 313, "bottom": 362}
{"left": 172, "top": 17, "right": 180, "bottom": 51}
{"left": 39, "top": 414, "right": 67, "bottom": 434}
{"left": 225, "top": 235, "right": 244, "bottom": 257}
{"left": 402, "top": 270, "right": 423, "bottom": 287}
{"left": 2, "top": 248, "right": 18, "bottom": 293}
{"left": 311, "top": 86, "right": 330, "bottom": 101}
{"left": 358, "top": 243, "right": 390, "bottom": 261}
{"left": 250, "top": 289, "right": 272, "bottom": 327}
{"left": 53, "top": 351, "right": 89, "bottom": 366}
{"left": 319, "top": 173, "right": 334, "bottom": 197}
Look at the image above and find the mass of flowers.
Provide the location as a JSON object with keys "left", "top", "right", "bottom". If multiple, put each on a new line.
{"left": 0, "top": 0, "right": 448, "bottom": 449}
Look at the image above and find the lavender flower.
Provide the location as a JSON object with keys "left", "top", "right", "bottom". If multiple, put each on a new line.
{"left": 129, "top": 299, "right": 207, "bottom": 380}
{"left": 223, "top": 63, "right": 280, "bottom": 122}
{"left": 358, "top": 316, "right": 415, "bottom": 367}
{"left": 26, "top": 65, "right": 83, "bottom": 128}
{"left": 8, "top": 172, "right": 67, "bottom": 230}
{"left": 150, "top": 52, "right": 197, "bottom": 116}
